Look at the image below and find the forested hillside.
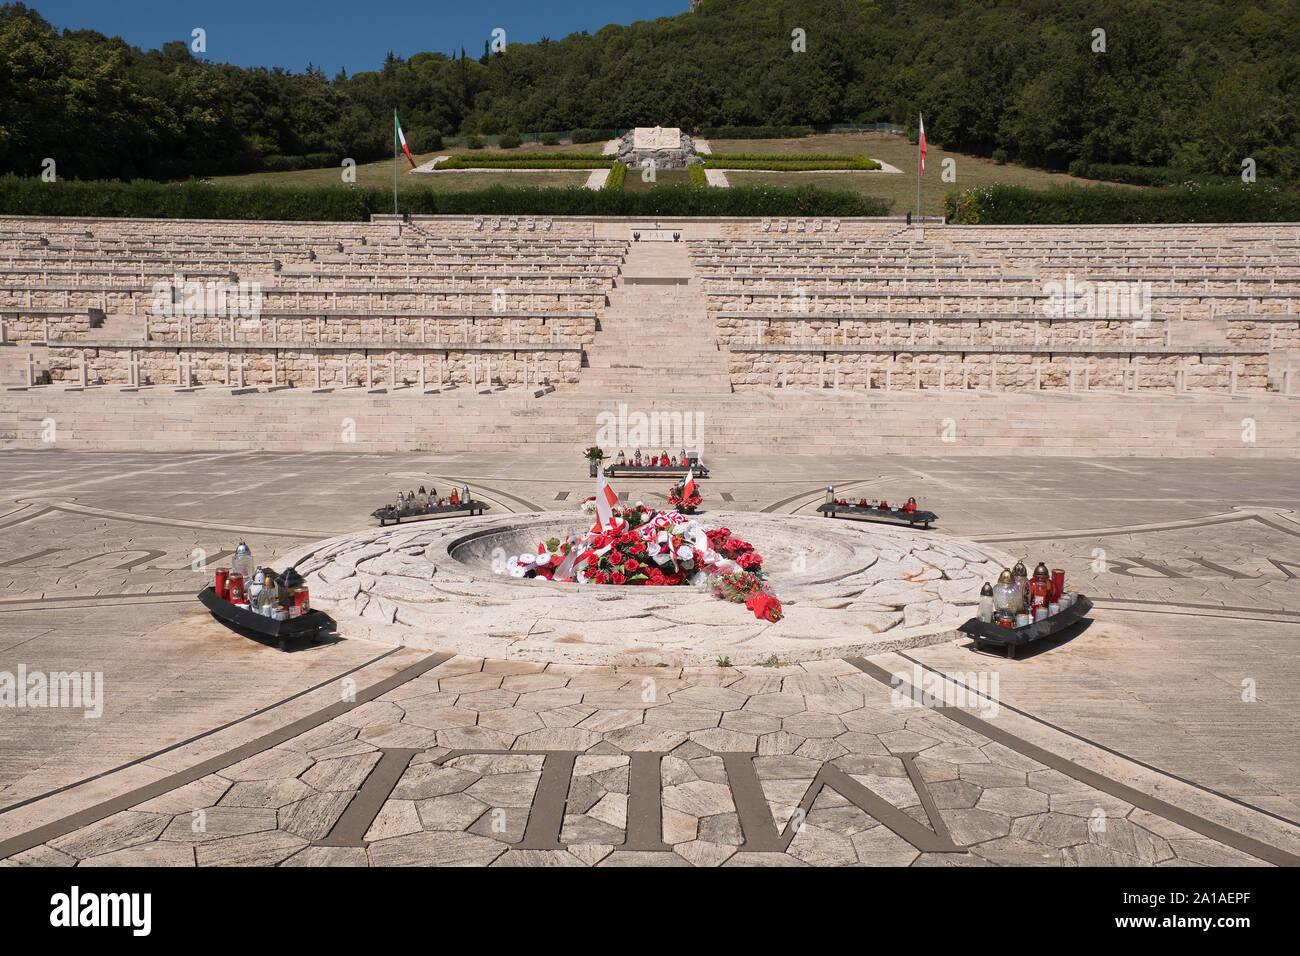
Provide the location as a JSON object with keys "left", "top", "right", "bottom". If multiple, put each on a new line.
{"left": 2, "top": 0, "right": 1296, "bottom": 181}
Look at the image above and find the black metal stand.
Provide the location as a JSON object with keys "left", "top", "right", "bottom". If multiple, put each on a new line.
{"left": 198, "top": 586, "right": 334, "bottom": 650}
{"left": 603, "top": 464, "right": 710, "bottom": 479}
{"left": 816, "top": 503, "right": 937, "bottom": 529}
{"left": 957, "top": 595, "right": 1093, "bottom": 658}
{"left": 372, "top": 500, "right": 490, "bottom": 525}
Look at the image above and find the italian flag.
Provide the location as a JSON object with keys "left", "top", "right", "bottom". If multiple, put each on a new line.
{"left": 395, "top": 111, "right": 416, "bottom": 168}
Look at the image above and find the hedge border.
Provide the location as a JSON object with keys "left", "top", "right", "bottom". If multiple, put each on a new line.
{"left": 945, "top": 182, "right": 1300, "bottom": 224}
{"left": 0, "top": 176, "right": 888, "bottom": 219}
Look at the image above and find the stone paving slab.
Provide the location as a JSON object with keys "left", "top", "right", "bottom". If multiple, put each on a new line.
{"left": 0, "top": 451, "right": 1297, "bottom": 866}
{"left": 5, "top": 654, "right": 1295, "bottom": 867}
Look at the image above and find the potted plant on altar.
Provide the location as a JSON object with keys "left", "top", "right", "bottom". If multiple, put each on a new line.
{"left": 667, "top": 475, "right": 703, "bottom": 514}
{"left": 584, "top": 446, "right": 606, "bottom": 477}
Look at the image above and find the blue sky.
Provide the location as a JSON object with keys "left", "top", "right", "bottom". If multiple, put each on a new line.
{"left": 32, "top": 0, "right": 690, "bottom": 76}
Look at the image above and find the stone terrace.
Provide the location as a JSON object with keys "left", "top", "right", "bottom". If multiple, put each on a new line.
{"left": 1, "top": 216, "right": 1299, "bottom": 457}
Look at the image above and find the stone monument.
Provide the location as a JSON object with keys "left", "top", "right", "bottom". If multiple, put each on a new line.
{"left": 615, "top": 126, "right": 702, "bottom": 170}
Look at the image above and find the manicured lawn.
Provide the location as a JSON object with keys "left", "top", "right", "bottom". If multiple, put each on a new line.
{"left": 711, "top": 131, "right": 1122, "bottom": 217}
{"left": 206, "top": 130, "right": 1122, "bottom": 216}
{"left": 620, "top": 168, "right": 692, "bottom": 192}
{"left": 210, "top": 157, "right": 589, "bottom": 192}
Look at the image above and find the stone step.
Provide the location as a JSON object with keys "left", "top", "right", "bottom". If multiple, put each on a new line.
{"left": 4, "top": 385, "right": 1296, "bottom": 457}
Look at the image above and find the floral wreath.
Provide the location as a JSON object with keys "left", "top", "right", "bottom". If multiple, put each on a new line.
{"left": 501, "top": 500, "right": 780, "bottom": 622}
{"left": 667, "top": 477, "right": 703, "bottom": 514}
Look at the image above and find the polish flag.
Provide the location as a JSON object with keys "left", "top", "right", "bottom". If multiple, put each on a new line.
{"left": 681, "top": 466, "right": 697, "bottom": 503}
{"left": 918, "top": 114, "right": 927, "bottom": 175}
{"left": 591, "top": 470, "right": 621, "bottom": 534}
{"left": 395, "top": 111, "right": 417, "bottom": 168}
{"left": 553, "top": 539, "right": 579, "bottom": 581}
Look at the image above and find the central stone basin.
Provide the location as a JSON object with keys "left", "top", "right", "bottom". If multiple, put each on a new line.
{"left": 447, "top": 513, "right": 866, "bottom": 592}
{"left": 280, "top": 511, "right": 1014, "bottom": 666}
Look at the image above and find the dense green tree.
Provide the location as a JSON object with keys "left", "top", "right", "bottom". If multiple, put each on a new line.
{"left": 0, "top": 0, "right": 1296, "bottom": 181}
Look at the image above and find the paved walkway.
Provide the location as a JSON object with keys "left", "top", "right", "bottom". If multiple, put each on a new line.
{"left": 0, "top": 451, "right": 1296, "bottom": 866}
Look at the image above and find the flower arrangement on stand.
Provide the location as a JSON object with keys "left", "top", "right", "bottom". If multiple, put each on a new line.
{"left": 667, "top": 475, "right": 702, "bottom": 514}
{"left": 499, "top": 474, "right": 781, "bottom": 621}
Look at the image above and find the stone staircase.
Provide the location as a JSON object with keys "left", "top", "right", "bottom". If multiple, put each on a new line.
{"left": 579, "top": 242, "right": 732, "bottom": 395}
{"left": 3, "top": 384, "right": 1297, "bottom": 456}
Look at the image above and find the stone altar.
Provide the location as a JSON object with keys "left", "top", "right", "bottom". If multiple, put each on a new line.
{"left": 616, "top": 126, "right": 702, "bottom": 170}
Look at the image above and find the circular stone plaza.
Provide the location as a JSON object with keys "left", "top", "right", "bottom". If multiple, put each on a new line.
{"left": 0, "top": 213, "right": 1298, "bottom": 871}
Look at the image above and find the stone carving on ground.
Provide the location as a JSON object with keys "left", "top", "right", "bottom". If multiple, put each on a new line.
{"left": 280, "top": 512, "right": 1013, "bottom": 665}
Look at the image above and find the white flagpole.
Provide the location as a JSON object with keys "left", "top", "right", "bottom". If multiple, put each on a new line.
{"left": 916, "top": 112, "right": 922, "bottom": 223}
{"left": 393, "top": 110, "right": 399, "bottom": 217}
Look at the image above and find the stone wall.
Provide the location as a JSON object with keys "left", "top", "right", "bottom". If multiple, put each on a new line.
{"left": 136, "top": 313, "right": 596, "bottom": 347}
{"left": 0, "top": 310, "right": 100, "bottom": 343}
{"left": 48, "top": 346, "right": 581, "bottom": 389}
{"left": 727, "top": 349, "right": 1268, "bottom": 392}
{"left": 715, "top": 316, "right": 1175, "bottom": 347}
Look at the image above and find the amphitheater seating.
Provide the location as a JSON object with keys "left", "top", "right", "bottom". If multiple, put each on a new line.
{"left": 3, "top": 216, "right": 1298, "bottom": 399}
{"left": 0, "top": 217, "right": 623, "bottom": 389}
{"left": 689, "top": 223, "right": 1300, "bottom": 394}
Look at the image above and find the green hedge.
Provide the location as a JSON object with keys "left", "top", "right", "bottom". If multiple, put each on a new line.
{"left": 438, "top": 153, "right": 882, "bottom": 172}
{"left": 700, "top": 126, "right": 814, "bottom": 139}
{"left": 707, "top": 153, "right": 865, "bottom": 162}
{"left": 571, "top": 128, "right": 617, "bottom": 144}
{"left": 945, "top": 183, "right": 1300, "bottom": 224}
{"left": 437, "top": 153, "right": 610, "bottom": 170}
{"left": 688, "top": 164, "right": 708, "bottom": 188}
{"left": 604, "top": 162, "right": 627, "bottom": 191}
{"left": 707, "top": 155, "right": 880, "bottom": 171}
{"left": 0, "top": 177, "right": 376, "bottom": 220}
{"left": 0, "top": 176, "right": 889, "bottom": 219}
{"left": 1068, "top": 161, "right": 1195, "bottom": 188}
{"left": 1067, "top": 160, "right": 1289, "bottom": 190}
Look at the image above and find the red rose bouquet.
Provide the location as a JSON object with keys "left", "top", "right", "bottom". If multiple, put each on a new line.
{"left": 498, "top": 508, "right": 780, "bottom": 619}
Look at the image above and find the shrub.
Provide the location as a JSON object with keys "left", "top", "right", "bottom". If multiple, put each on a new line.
{"left": 706, "top": 155, "right": 880, "bottom": 171}
{"left": 700, "top": 126, "right": 814, "bottom": 139}
{"left": 410, "top": 128, "right": 442, "bottom": 151}
{"left": 1069, "top": 162, "right": 1187, "bottom": 187}
{"left": 539, "top": 132, "right": 560, "bottom": 146}
{"left": 437, "top": 154, "right": 609, "bottom": 170}
{"left": 465, "top": 136, "right": 484, "bottom": 150}
{"left": 992, "top": 149, "right": 1008, "bottom": 165}
{"left": 304, "top": 152, "right": 342, "bottom": 169}
{"left": 0, "top": 175, "right": 890, "bottom": 219}
{"left": 261, "top": 154, "right": 307, "bottom": 172}
{"left": 498, "top": 132, "right": 523, "bottom": 149}
{"left": 604, "top": 162, "right": 627, "bottom": 190}
{"left": 688, "top": 163, "right": 708, "bottom": 188}
{"left": 945, "top": 182, "right": 1300, "bottom": 224}
{"left": 571, "top": 128, "right": 617, "bottom": 144}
